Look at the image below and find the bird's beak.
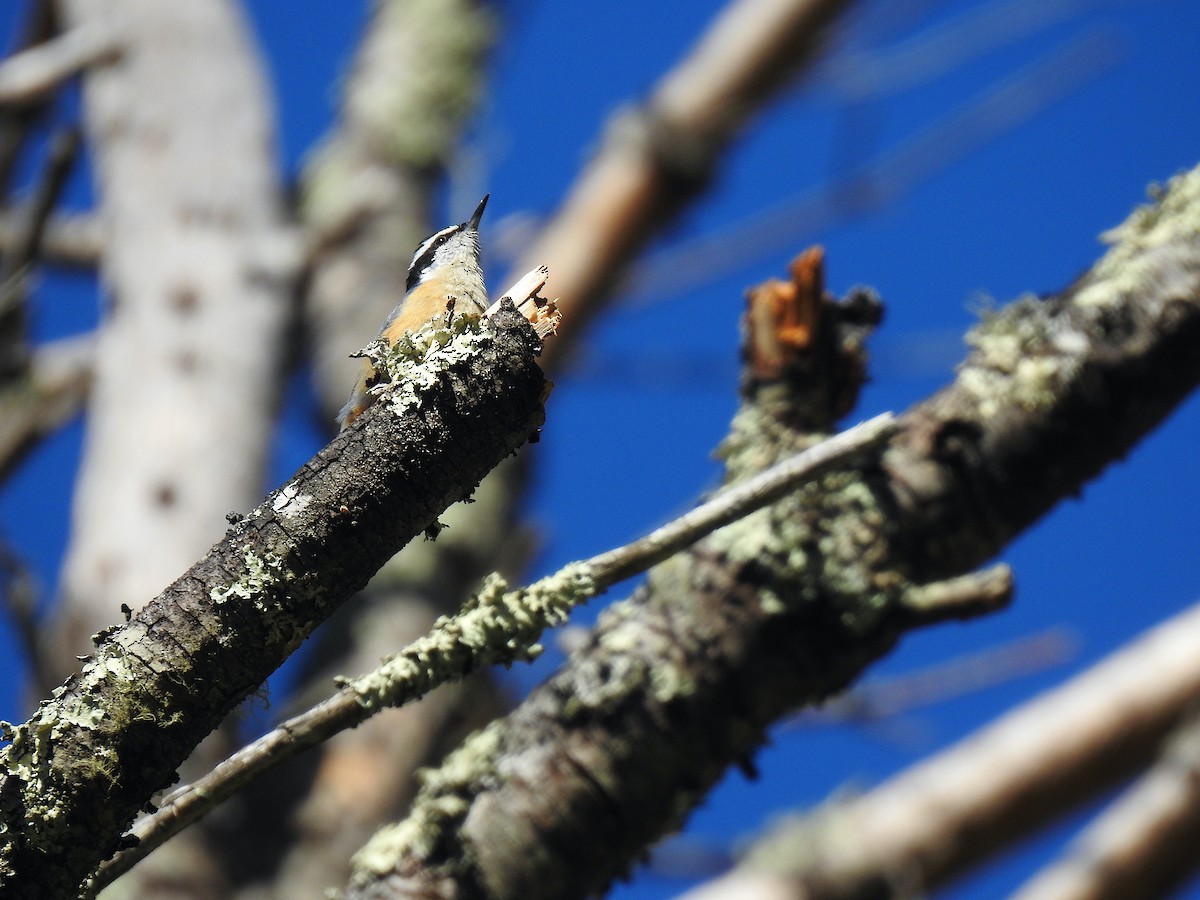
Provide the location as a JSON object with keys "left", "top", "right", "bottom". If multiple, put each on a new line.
{"left": 467, "top": 194, "right": 489, "bottom": 231}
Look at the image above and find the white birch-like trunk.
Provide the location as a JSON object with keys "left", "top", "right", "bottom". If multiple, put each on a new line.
{"left": 53, "top": 0, "right": 292, "bottom": 670}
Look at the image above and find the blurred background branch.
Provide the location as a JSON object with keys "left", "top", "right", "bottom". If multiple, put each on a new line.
{"left": 0, "top": 0, "right": 1197, "bottom": 897}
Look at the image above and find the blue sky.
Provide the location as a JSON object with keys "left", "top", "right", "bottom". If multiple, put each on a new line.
{"left": 3, "top": 1, "right": 1200, "bottom": 897}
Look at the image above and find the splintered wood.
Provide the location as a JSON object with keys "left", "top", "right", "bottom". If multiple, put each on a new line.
{"left": 487, "top": 265, "right": 561, "bottom": 338}
{"left": 745, "top": 245, "right": 825, "bottom": 380}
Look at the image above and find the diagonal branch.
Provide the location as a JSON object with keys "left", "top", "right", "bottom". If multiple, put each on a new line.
{"left": 508, "top": 0, "right": 859, "bottom": 367}
{"left": 0, "top": 306, "right": 549, "bottom": 900}
{"left": 0, "top": 23, "right": 119, "bottom": 104}
{"left": 88, "top": 412, "right": 895, "bottom": 894}
{"left": 688, "top": 599, "right": 1200, "bottom": 900}
{"left": 342, "top": 164, "right": 1200, "bottom": 900}
{"left": 1011, "top": 710, "right": 1200, "bottom": 900}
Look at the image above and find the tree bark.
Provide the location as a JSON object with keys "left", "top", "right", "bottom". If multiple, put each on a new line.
{"left": 51, "top": 0, "right": 295, "bottom": 679}
{"left": 0, "top": 306, "right": 548, "bottom": 900}
{"left": 342, "top": 166, "right": 1200, "bottom": 899}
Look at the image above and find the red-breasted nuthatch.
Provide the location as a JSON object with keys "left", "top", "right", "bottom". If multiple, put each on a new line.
{"left": 338, "top": 194, "right": 490, "bottom": 430}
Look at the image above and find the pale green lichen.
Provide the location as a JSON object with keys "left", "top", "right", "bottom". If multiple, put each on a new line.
{"left": 349, "top": 721, "right": 504, "bottom": 885}
{"left": 0, "top": 633, "right": 160, "bottom": 868}
{"left": 1095, "top": 167, "right": 1200, "bottom": 267}
{"left": 347, "top": 311, "right": 493, "bottom": 421}
{"left": 714, "top": 424, "right": 910, "bottom": 639}
{"left": 1056, "top": 167, "right": 1200, "bottom": 313}
{"left": 207, "top": 548, "right": 318, "bottom": 646}
{"left": 209, "top": 547, "right": 285, "bottom": 609}
{"left": 351, "top": 0, "right": 496, "bottom": 169}
{"left": 962, "top": 294, "right": 1078, "bottom": 414}
{"left": 351, "top": 563, "right": 598, "bottom": 713}
{"left": 648, "top": 662, "right": 695, "bottom": 705}
{"left": 562, "top": 654, "right": 649, "bottom": 720}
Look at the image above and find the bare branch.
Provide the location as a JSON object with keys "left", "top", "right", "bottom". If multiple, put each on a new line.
{"left": 0, "top": 23, "right": 119, "bottom": 104}
{"left": 0, "top": 210, "right": 101, "bottom": 268}
{"left": 0, "top": 0, "right": 57, "bottom": 194}
{"left": 0, "top": 334, "right": 93, "bottom": 483}
{"left": 0, "top": 126, "right": 79, "bottom": 323}
{"left": 686, "top": 600, "right": 1200, "bottom": 900}
{"left": 0, "top": 537, "right": 49, "bottom": 698}
{"left": 791, "top": 627, "right": 1076, "bottom": 726}
{"left": 1011, "top": 711, "right": 1200, "bottom": 900}
{"left": 817, "top": 0, "right": 1111, "bottom": 101}
{"left": 508, "top": 0, "right": 859, "bottom": 367}
{"left": 624, "top": 28, "right": 1120, "bottom": 304}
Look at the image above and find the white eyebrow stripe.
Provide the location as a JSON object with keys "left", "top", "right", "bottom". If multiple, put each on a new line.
{"left": 406, "top": 224, "right": 461, "bottom": 290}
{"left": 410, "top": 226, "right": 458, "bottom": 267}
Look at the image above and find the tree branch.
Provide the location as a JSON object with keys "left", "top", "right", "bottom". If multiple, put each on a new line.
{"left": 87, "top": 411, "right": 894, "bottom": 894}
{"left": 0, "top": 306, "right": 549, "bottom": 899}
{"left": 0, "top": 23, "right": 119, "bottom": 104}
{"left": 0, "top": 334, "right": 92, "bottom": 484}
{"left": 0, "top": 126, "right": 78, "bottom": 385}
{"left": 0, "top": 211, "right": 101, "bottom": 268}
{"left": 1011, "top": 711, "right": 1200, "bottom": 900}
{"left": 342, "top": 164, "right": 1200, "bottom": 899}
{"left": 687, "top": 599, "right": 1200, "bottom": 900}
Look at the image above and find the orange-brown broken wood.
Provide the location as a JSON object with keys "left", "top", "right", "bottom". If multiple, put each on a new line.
{"left": 745, "top": 245, "right": 825, "bottom": 380}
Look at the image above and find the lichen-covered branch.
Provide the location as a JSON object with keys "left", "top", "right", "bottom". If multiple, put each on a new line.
{"left": 0, "top": 306, "right": 548, "bottom": 900}
{"left": 88, "top": 411, "right": 893, "bottom": 893}
{"left": 342, "top": 166, "right": 1200, "bottom": 899}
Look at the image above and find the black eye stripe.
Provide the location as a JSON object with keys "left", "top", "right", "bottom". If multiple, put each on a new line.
{"left": 406, "top": 229, "right": 456, "bottom": 290}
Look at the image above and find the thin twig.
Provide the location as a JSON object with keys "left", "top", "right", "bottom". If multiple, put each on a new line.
{"left": 0, "top": 126, "right": 79, "bottom": 287}
{"left": 0, "top": 209, "right": 100, "bottom": 267}
{"left": 590, "top": 413, "right": 895, "bottom": 586}
{"left": 89, "top": 412, "right": 895, "bottom": 892}
{"left": 0, "top": 23, "right": 120, "bottom": 105}
{"left": 0, "top": 334, "right": 94, "bottom": 483}
{"left": 818, "top": 0, "right": 1110, "bottom": 101}
{"left": 0, "top": 537, "right": 49, "bottom": 697}
{"left": 0, "top": 126, "right": 79, "bottom": 380}
{"left": 0, "top": 0, "right": 56, "bottom": 193}
{"left": 791, "top": 626, "right": 1077, "bottom": 727}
